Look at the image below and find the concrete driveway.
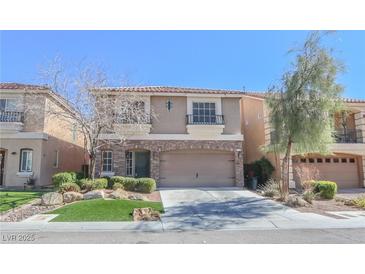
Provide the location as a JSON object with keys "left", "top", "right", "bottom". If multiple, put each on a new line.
{"left": 159, "top": 188, "right": 337, "bottom": 230}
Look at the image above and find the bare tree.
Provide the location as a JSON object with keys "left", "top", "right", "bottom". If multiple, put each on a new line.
{"left": 38, "top": 57, "right": 152, "bottom": 179}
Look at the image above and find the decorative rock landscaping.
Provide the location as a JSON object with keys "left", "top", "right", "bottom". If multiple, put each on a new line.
{"left": 63, "top": 191, "right": 83, "bottom": 203}
{"left": 132, "top": 207, "right": 161, "bottom": 221}
{"left": 83, "top": 190, "right": 105, "bottom": 200}
{"left": 41, "top": 192, "right": 64, "bottom": 206}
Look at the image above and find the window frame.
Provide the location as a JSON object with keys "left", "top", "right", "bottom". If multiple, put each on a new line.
{"left": 192, "top": 102, "right": 216, "bottom": 124}
{"left": 0, "top": 98, "right": 18, "bottom": 111}
{"left": 101, "top": 150, "right": 113, "bottom": 172}
{"left": 126, "top": 151, "right": 135, "bottom": 176}
{"left": 53, "top": 150, "right": 59, "bottom": 168}
{"left": 19, "top": 148, "right": 33, "bottom": 172}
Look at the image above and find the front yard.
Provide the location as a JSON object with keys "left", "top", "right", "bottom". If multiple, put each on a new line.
{"left": 47, "top": 199, "right": 164, "bottom": 222}
{"left": 0, "top": 191, "right": 43, "bottom": 212}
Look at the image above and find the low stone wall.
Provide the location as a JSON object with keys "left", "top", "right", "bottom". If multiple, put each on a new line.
{"left": 96, "top": 139, "right": 244, "bottom": 186}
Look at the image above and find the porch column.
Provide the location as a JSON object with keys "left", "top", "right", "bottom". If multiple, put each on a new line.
{"left": 234, "top": 149, "right": 244, "bottom": 187}
{"left": 354, "top": 111, "right": 365, "bottom": 143}
{"left": 114, "top": 148, "right": 126, "bottom": 176}
{"left": 361, "top": 156, "right": 365, "bottom": 188}
{"left": 150, "top": 150, "right": 160, "bottom": 183}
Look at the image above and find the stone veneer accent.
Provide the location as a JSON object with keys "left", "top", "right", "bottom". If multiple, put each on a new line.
{"left": 95, "top": 140, "right": 244, "bottom": 186}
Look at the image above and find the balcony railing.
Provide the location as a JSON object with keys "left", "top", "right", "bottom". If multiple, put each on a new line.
{"left": 186, "top": 114, "right": 225, "bottom": 125}
{"left": 114, "top": 114, "right": 151, "bottom": 124}
{"left": 333, "top": 129, "right": 363, "bottom": 143}
{"left": 270, "top": 129, "right": 364, "bottom": 144}
{"left": 0, "top": 111, "right": 24, "bottom": 123}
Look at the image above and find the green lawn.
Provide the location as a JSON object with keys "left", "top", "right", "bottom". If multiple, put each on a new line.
{"left": 47, "top": 199, "right": 164, "bottom": 222}
{"left": 0, "top": 191, "right": 43, "bottom": 212}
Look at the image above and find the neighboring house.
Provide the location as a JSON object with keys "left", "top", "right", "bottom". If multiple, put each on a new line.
{"left": 94, "top": 86, "right": 244, "bottom": 187}
{"left": 241, "top": 93, "right": 365, "bottom": 189}
{"left": 0, "top": 83, "right": 86, "bottom": 188}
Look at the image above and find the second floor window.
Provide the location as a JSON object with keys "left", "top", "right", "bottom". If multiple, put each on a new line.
{"left": 0, "top": 98, "right": 17, "bottom": 112}
{"left": 192, "top": 102, "right": 216, "bottom": 123}
{"left": 102, "top": 151, "right": 113, "bottom": 172}
{"left": 20, "top": 149, "right": 33, "bottom": 172}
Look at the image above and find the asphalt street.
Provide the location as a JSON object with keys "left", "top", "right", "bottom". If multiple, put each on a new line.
{"left": 1, "top": 228, "right": 365, "bottom": 244}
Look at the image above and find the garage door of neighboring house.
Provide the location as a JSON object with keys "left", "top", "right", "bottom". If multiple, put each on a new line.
{"left": 293, "top": 156, "right": 360, "bottom": 189}
{"left": 159, "top": 150, "right": 235, "bottom": 187}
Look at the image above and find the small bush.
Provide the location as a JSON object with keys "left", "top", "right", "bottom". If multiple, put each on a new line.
{"left": 109, "top": 176, "right": 125, "bottom": 189}
{"left": 123, "top": 177, "right": 138, "bottom": 191}
{"left": 58, "top": 182, "right": 81, "bottom": 193}
{"left": 52, "top": 172, "right": 74, "bottom": 187}
{"left": 302, "top": 190, "right": 315, "bottom": 204}
{"left": 112, "top": 183, "right": 124, "bottom": 190}
{"left": 313, "top": 181, "right": 337, "bottom": 199}
{"left": 136, "top": 178, "right": 156, "bottom": 193}
{"left": 258, "top": 178, "right": 279, "bottom": 197}
{"left": 353, "top": 197, "right": 365, "bottom": 208}
{"left": 79, "top": 178, "right": 108, "bottom": 191}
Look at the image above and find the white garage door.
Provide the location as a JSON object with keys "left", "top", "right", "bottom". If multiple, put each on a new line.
{"left": 159, "top": 150, "right": 235, "bottom": 187}
{"left": 293, "top": 156, "right": 360, "bottom": 189}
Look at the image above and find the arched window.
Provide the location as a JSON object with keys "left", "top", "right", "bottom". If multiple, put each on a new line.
{"left": 19, "top": 148, "right": 33, "bottom": 172}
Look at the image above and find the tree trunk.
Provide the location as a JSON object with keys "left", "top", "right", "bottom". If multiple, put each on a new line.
{"left": 89, "top": 151, "right": 96, "bottom": 180}
{"left": 280, "top": 140, "right": 292, "bottom": 200}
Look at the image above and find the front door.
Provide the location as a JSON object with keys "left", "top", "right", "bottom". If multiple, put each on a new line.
{"left": 0, "top": 150, "right": 5, "bottom": 186}
{"left": 134, "top": 151, "right": 150, "bottom": 178}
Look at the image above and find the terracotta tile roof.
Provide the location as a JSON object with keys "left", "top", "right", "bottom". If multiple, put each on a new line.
{"left": 0, "top": 82, "right": 48, "bottom": 90}
{"left": 242, "top": 91, "right": 365, "bottom": 103}
{"left": 97, "top": 86, "right": 244, "bottom": 95}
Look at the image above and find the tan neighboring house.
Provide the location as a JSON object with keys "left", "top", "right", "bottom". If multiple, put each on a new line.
{"left": 241, "top": 92, "right": 365, "bottom": 189}
{"left": 0, "top": 83, "right": 85, "bottom": 188}
{"left": 95, "top": 86, "right": 244, "bottom": 187}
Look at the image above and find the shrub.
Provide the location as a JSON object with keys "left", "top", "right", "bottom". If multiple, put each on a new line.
{"left": 109, "top": 176, "right": 125, "bottom": 189}
{"left": 52, "top": 172, "right": 74, "bottom": 187}
{"left": 112, "top": 183, "right": 124, "bottom": 190}
{"left": 294, "top": 165, "right": 319, "bottom": 191}
{"left": 58, "top": 182, "right": 81, "bottom": 193}
{"left": 122, "top": 177, "right": 138, "bottom": 191}
{"left": 313, "top": 181, "right": 337, "bottom": 199}
{"left": 79, "top": 178, "right": 108, "bottom": 191}
{"left": 302, "top": 190, "right": 315, "bottom": 204}
{"left": 353, "top": 197, "right": 365, "bottom": 208}
{"left": 258, "top": 178, "right": 279, "bottom": 197}
{"left": 245, "top": 157, "right": 275, "bottom": 186}
{"left": 136, "top": 178, "right": 156, "bottom": 193}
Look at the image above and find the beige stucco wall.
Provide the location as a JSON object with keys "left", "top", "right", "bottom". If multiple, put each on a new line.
{"left": 222, "top": 98, "right": 241, "bottom": 134}
{"left": 150, "top": 96, "right": 187, "bottom": 134}
{"left": 0, "top": 139, "right": 43, "bottom": 187}
{"left": 241, "top": 96, "right": 266, "bottom": 163}
{"left": 23, "top": 94, "right": 46, "bottom": 132}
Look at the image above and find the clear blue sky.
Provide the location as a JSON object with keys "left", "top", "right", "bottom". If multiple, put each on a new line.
{"left": 1, "top": 30, "right": 364, "bottom": 98}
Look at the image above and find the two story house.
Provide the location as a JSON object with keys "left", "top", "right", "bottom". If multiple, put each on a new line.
{"left": 241, "top": 92, "right": 365, "bottom": 189}
{"left": 94, "top": 86, "right": 244, "bottom": 187}
{"left": 0, "top": 83, "right": 86, "bottom": 188}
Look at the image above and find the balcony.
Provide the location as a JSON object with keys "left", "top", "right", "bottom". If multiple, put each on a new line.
{"left": 113, "top": 114, "right": 152, "bottom": 136}
{"left": 333, "top": 129, "right": 363, "bottom": 144}
{"left": 186, "top": 114, "right": 225, "bottom": 125}
{"left": 0, "top": 111, "right": 24, "bottom": 123}
{"left": 0, "top": 111, "right": 24, "bottom": 133}
{"left": 270, "top": 129, "right": 364, "bottom": 145}
{"left": 186, "top": 114, "right": 225, "bottom": 137}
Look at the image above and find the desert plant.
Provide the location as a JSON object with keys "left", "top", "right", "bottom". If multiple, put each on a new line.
{"left": 58, "top": 182, "right": 81, "bottom": 193}
{"left": 112, "top": 183, "right": 124, "bottom": 190}
{"left": 52, "top": 172, "right": 74, "bottom": 187}
{"left": 352, "top": 197, "right": 365, "bottom": 208}
{"left": 302, "top": 190, "right": 315, "bottom": 204}
{"left": 135, "top": 178, "right": 156, "bottom": 193}
{"left": 313, "top": 181, "right": 337, "bottom": 199}
{"left": 258, "top": 178, "right": 280, "bottom": 198}
{"left": 294, "top": 164, "right": 319, "bottom": 191}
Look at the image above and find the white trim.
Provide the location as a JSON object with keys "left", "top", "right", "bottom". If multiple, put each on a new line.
{"left": 100, "top": 171, "right": 115, "bottom": 177}
{"left": 99, "top": 133, "right": 244, "bottom": 141}
{"left": 16, "top": 171, "right": 33, "bottom": 178}
{"left": 0, "top": 132, "right": 48, "bottom": 140}
{"left": 187, "top": 97, "right": 222, "bottom": 115}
